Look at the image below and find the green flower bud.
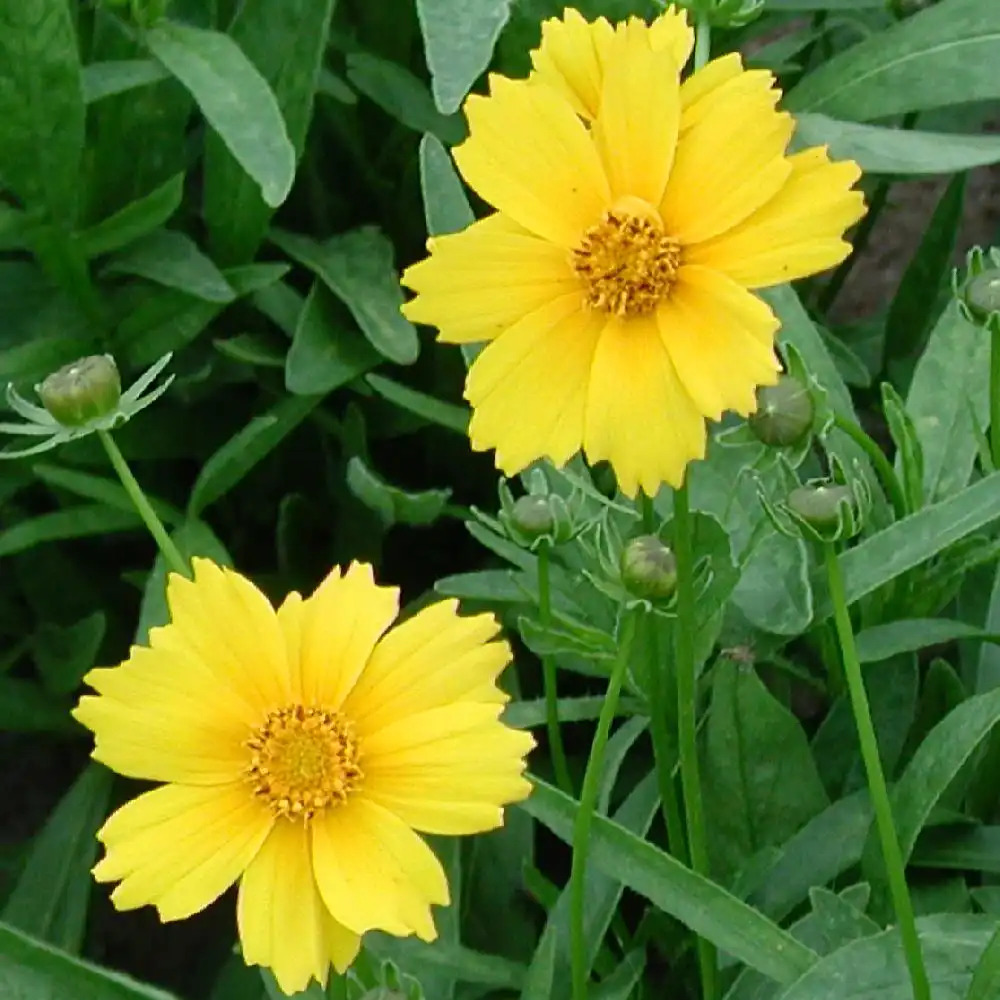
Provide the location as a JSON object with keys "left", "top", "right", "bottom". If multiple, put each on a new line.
{"left": 964, "top": 268, "right": 1000, "bottom": 323}
{"left": 620, "top": 535, "right": 677, "bottom": 601}
{"left": 786, "top": 483, "right": 853, "bottom": 533}
{"left": 37, "top": 355, "right": 121, "bottom": 428}
{"left": 748, "top": 375, "right": 814, "bottom": 448}
{"left": 510, "top": 495, "right": 555, "bottom": 540}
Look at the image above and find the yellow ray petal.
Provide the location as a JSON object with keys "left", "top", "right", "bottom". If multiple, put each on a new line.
{"left": 583, "top": 314, "right": 706, "bottom": 496}
{"left": 592, "top": 36, "right": 680, "bottom": 205}
{"left": 685, "top": 147, "right": 865, "bottom": 288}
{"left": 530, "top": 7, "right": 613, "bottom": 119}
{"left": 162, "top": 559, "right": 291, "bottom": 715}
{"left": 401, "top": 213, "right": 578, "bottom": 344}
{"left": 238, "top": 821, "right": 357, "bottom": 995}
{"left": 294, "top": 562, "right": 399, "bottom": 709}
{"left": 94, "top": 782, "right": 273, "bottom": 921}
{"left": 311, "top": 799, "right": 447, "bottom": 939}
{"left": 657, "top": 267, "right": 781, "bottom": 420}
{"left": 679, "top": 53, "right": 775, "bottom": 133}
{"left": 661, "top": 67, "right": 793, "bottom": 244}
{"left": 75, "top": 643, "right": 251, "bottom": 785}
{"left": 455, "top": 75, "right": 610, "bottom": 248}
{"left": 321, "top": 908, "right": 363, "bottom": 977}
{"left": 344, "top": 599, "right": 509, "bottom": 733}
{"left": 529, "top": 8, "right": 693, "bottom": 121}
{"left": 465, "top": 293, "right": 602, "bottom": 475}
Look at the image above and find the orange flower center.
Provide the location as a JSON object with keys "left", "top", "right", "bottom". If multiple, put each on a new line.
{"left": 245, "top": 705, "right": 363, "bottom": 821}
{"left": 572, "top": 200, "right": 681, "bottom": 317}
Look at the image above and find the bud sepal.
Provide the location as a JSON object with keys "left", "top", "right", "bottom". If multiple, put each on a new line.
{"left": 0, "top": 353, "right": 174, "bottom": 459}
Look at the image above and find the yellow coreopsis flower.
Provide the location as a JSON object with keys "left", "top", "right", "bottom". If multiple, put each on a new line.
{"left": 73, "top": 559, "right": 533, "bottom": 995}
{"left": 401, "top": 7, "right": 865, "bottom": 497}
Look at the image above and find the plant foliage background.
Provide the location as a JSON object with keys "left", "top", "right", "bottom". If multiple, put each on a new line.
{"left": 5, "top": 0, "right": 1000, "bottom": 998}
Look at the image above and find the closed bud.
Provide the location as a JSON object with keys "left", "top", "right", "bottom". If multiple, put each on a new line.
{"left": 620, "top": 535, "right": 677, "bottom": 600}
{"left": 37, "top": 355, "right": 121, "bottom": 428}
{"left": 964, "top": 268, "right": 1000, "bottom": 324}
{"left": 748, "top": 375, "right": 814, "bottom": 448}
{"left": 786, "top": 483, "right": 853, "bottom": 533}
{"left": 510, "top": 495, "right": 555, "bottom": 540}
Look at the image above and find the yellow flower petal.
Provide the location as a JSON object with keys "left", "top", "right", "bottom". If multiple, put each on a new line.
{"left": 592, "top": 35, "right": 680, "bottom": 205}
{"left": 465, "top": 294, "right": 602, "bottom": 475}
{"left": 345, "top": 600, "right": 508, "bottom": 734}
{"left": 657, "top": 266, "right": 781, "bottom": 420}
{"left": 685, "top": 147, "right": 865, "bottom": 288}
{"left": 95, "top": 782, "right": 273, "bottom": 921}
{"left": 237, "top": 821, "right": 359, "bottom": 995}
{"left": 312, "top": 799, "right": 448, "bottom": 939}
{"left": 529, "top": 7, "right": 693, "bottom": 120}
{"left": 294, "top": 562, "right": 399, "bottom": 708}
{"left": 661, "top": 63, "right": 793, "bottom": 244}
{"left": 74, "top": 644, "right": 250, "bottom": 784}
{"left": 679, "top": 53, "right": 775, "bottom": 133}
{"left": 530, "top": 7, "right": 613, "bottom": 119}
{"left": 401, "top": 213, "right": 578, "bottom": 344}
{"left": 163, "top": 559, "right": 291, "bottom": 715}
{"left": 583, "top": 314, "right": 706, "bottom": 495}
{"left": 455, "top": 74, "right": 610, "bottom": 247}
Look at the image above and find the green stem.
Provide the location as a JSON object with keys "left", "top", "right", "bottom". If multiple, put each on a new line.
{"left": 98, "top": 429, "right": 188, "bottom": 577}
{"left": 641, "top": 491, "right": 657, "bottom": 533}
{"left": 673, "top": 482, "right": 716, "bottom": 1000}
{"left": 643, "top": 610, "right": 689, "bottom": 862}
{"left": 991, "top": 319, "right": 1000, "bottom": 472}
{"left": 824, "top": 543, "right": 930, "bottom": 1000}
{"left": 538, "top": 542, "right": 573, "bottom": 795}
{"left": 831, "top": 413, "right": 908, "bottom": 520}
{"left": 570, "top": 611, "right": 639, "bottom": 1000}
{"left": 693, "top": 15, "right": 711, "bottom": 68}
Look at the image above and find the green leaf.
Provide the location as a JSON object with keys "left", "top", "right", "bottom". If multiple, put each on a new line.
{"left": 776, "top": 915, "right": 997, "bottom": 1000}
{"left": 855, "top": 618, "right": 996, "bottom": 663}
{"left": 104, "top": 229, "right": 235, "bottom": 303}
{"left": 865, "top": 688, "right": 1000, "bottom": 879}
{"left": 904, "top": 301, "right": 989, "bottom": 501}
{"left": 2, "top": 764, "right": 111, "bottom": 952}
{"left": 203, "top": 0, "right": 333, "bottom": 264}
{"left": 346, "top": 456, "right": 451, "bottom": 528}
{"left": 419, "top": 133, "right": 474, "bottom": 236}
{"left": 502, "top": 695, "right": 642, "bottom": 729}
{"left": 593, "top": 951, "right": 645, "bottom": 1000}
{"left": 416, "top": 0, "right": 512, "bottom": 114}
{"left": 33, "top": 462, "right": 183, "bottom": 526}
{"left": 365, "top": 374, "right": 469, "bottom": 434}
{"left": 0, "top": 506, "right": 140, "bottom": 557}
{"left": 702, "top": 660, "right": 829, "bottom": 884}
{"left": 967, "top": 922, "right": 1000, "bottom": 1000}
{"left": 522, "top": 779, "right": 818, "bottom": 985}
{"left": 273, "top": 227, "right": 419, "bottom": 364}
{"left": 119, "top": 262, "right": 288, "bottom": 367}
{"left": 366, "top": 938, "right": 525, "bottom": 991}
{"left": 82, "top": 60, "right": 170, "bottom": 104}
{"left": 747, "top": 792, "right": 872, "bottom": 922}
{"left": 812, "top": 470, "right": 1000, "bottom": 622}
{"left": 285, "top": 281, "right": 379, "bottom": 396}
{"left": 520, "top": 925, "right": 557, "bottom": 1000}
{"left": 785, "top": 0, "right": 1000, "bottom": 121}
{"left": 33, "top": 611, "right": 106, "bottom": 696}
{"left": 794, "top": 114, "right": 1000, "bottom": 175}
{"left": 0, "top": 919, "right": 179, "bottom": 999}
{"left": 146, "top": 21, "right": 295, "bottom": 208}
{"left": 883, "top": 381, "right": 925, "bottom": 513}
{"left": 732, "top": 529, "right": 812, "bottom": 636}
{"left": 887, "top": 174, "right": 965, "bottom": 363}
{"left": 189, "top": 393, "right": 321, "bottom": 515}
{"left": 0, "top": 0, "right": 85, "bottom": 223}
{"left": 80, "top": 174, "right": 185, "bottom": 259}
{"left": 0, "top": 677, "right": 74, "bottom": 733}
{"left": 346, "top": 52, "right": 464, "bottom": 143}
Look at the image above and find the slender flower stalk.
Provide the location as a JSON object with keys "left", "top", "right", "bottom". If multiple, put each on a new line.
{"left": 97, "top": 429, "right": 188, "bottom": 577}
{"left": 673, "top": 480, "right": 716, "bottom": 1000}
{"left": 569, "top": 611, "right": 638, "bottom": 1000}
{"left": 824, "top": 543, "right": 930, "bottom": 1000}
{"left": 830, "top": 413, "right": 907, "bottom": 520}
{"left": 991, "top": 321, "right": 1000, "bottom": 472}
{"left": 538, "top": 542, "right": 573, "bottom": 794}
